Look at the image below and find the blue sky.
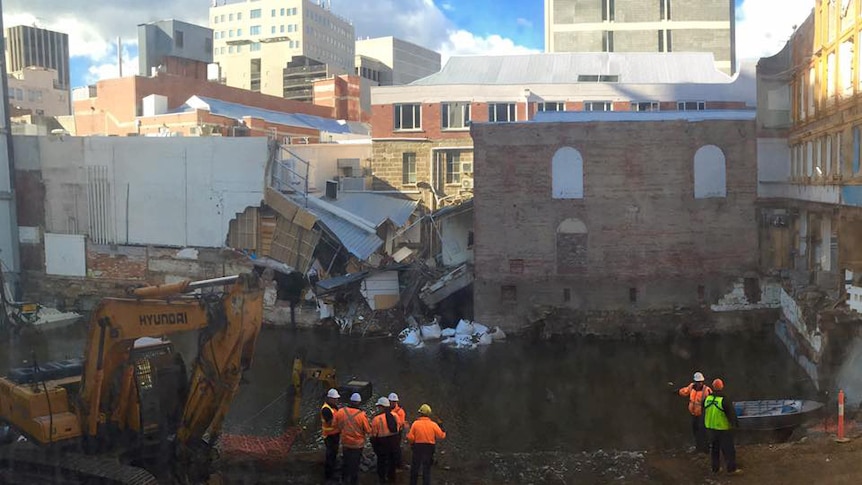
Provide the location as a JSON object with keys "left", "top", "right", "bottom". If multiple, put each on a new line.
{"left": 2, "top": 0, "right": 814, "bottom": 88}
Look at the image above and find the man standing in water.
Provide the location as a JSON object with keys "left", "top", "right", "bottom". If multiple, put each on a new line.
{"left": 678, "top": 371, "right": 712, "bottom": 453}
{"left": 703, "top": 378, "right": 741, "bottom": 475}
{"left": 321, "top": 388, "right": 342, "bottom": 482}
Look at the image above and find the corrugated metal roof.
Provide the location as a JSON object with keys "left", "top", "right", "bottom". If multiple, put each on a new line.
{"left": 313, "top": 208, "right": 383, "bottom": 261}
{"left": 531, "top": 110, "right": 757, "bottom": 123}
{"left": 180, "top": 96, "right": 356, "bottom": 134}
{"left": 323, "top": 193, "right": 418, "bottom": 228}
{"left": 411, "top": 52, "right": 732, "bottom": 86}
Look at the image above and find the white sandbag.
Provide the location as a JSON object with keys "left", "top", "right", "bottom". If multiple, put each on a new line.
{"left": 455, "top": 319, "right": 475, "bottom": 335}
{"left": 472, "top": 322, "right": 489, "bottom": 336}
{"left": 441, "top": 328, "right": 456, "bottom": 338}
{"left": 454, "top": 334, "right": 474, "bottom": 348}
{"left": 420, "top": 323, "right": 442, "bottom": 340}
{"left": 441, "top": 337, "right": 455, "bottom": 345}
{"left": 489, "top": 326, "right": 507, "bottom": 341}
{"left": 397, "top": 327, "right": 412, "bottom": 341}
{"left": 477, "top": 332, "right": 493, "bottom": 346}
{"left": 401, "top": 329, "right": 422, "bottom": 347}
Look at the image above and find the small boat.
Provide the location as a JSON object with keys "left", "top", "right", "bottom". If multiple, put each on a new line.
{"left": 734, "top": 399, "right": 824, "bottom": 431}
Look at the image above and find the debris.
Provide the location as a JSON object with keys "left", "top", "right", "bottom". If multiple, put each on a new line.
{"left": 420, "top": 321, "right": 442, "bottom": 340}
{"left": 477, "top": 333, "right": 493, "bottom": 346}
{"left": 399, "top": 327, "right": 423, "bottom": 347}
{"left": 455, "top": 319, "right": 475, "bottom": 335}
{"left": 472, "top": 322, "right": 489, "bottom": 335}
{"left": 489, "top": 326, "right": 507, "bottom": 341}
{"left": 441, "top": 327, "right": 456, "bottom": 338}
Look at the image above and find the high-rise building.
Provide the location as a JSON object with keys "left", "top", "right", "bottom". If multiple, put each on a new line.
{"left": 209, "top": 0, "right": 355, "bottom": 102}
{"left": 354, "top": 36, "right": 441, "bottom": 86}
{"left": 544, "top": 0, "right": 735, "bottom": 75}
{"left": 138, "top": 20, "right": 214, "bottom": 79}
{"left": 4, "top": 25, "right": 70, "bottom": 90}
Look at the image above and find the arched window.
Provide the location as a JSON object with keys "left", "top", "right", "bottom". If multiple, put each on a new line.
{"left": 693, "top": 145, "right": 727, "bottom": 199}
{"left": 556, "top": 218, "right": 587, "bottom": 274}
{"left": 552, "top": 147, "right": 584, "bottom": 199}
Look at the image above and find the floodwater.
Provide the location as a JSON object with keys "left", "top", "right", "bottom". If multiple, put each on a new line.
{"left": 0, "top": 322, "right": 817, "bottom": 454}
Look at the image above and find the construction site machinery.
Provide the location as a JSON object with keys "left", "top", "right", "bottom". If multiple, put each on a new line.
{"left": 0, "top": 273, "right": 264, "bottom": 484}
{"left": 285, "top": 354, "right": 372, "bottom": 428}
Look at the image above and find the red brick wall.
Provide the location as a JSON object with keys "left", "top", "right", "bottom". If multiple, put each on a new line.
{"left": 372, "top": 101, "right": 502, "bottom": 140}
{"left": 471, "top": 118, "right": 759, "bottom": 330}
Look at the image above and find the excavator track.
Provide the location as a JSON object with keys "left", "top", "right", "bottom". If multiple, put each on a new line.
{"left": 0, "top": 445, "right": 158, "bottom": 485}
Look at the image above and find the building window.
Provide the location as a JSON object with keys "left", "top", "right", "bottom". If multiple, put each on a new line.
{"left": 577, "top": 74, "right": 619, "bottom": 82}
{"left": 827, "top": 52, "right": 836, "bottom": 99}
{"left": 445, "top": 151, "right": 461, "bottom": 184}
{"left": 488, "top": 103, "right": 516, "bottom": 122}
{"left": 271, "top": 26, "right": 276, "bottom": 34}
{"left": 394, "top": 103, "right": 421, "bottom": 130}
{"left": 281, "top": 7, "right": 286, "bottom": 15}
{"left": 693, "top": 145, "right": 727, "bottom": 199}
{"left": 220, "top": 14, "right": 225, "bottom": 22}
{"left": 538, "top": 102, "right": 565, "bottom": 112}
{"left": 237, "top": 28, "right": 243, "bottom": 36}
{"left": 841, "top": 38, "right": 854, "bottom": 95}
{"left": 174, "top": 30, "right": 184, "bottom": 49}
{"left": 237, "top": 12, "right": 242, "bottom": 20}
{"left": 631, "top": 101, "right": 659, "bottom": 112}
{"left": 229, "top": 29, "right": 234, "bottom": 38}
{"left": 250, "top": 42, "right": 261, "bottom": 52}
{"left": 556, "top": 218, "right": 588, "bottom": 274}
{"left": 402, "top": 152, "right": 417, "bottom": 184}
{"left": 584, "top": 101, "right": 612, "bottom": 111}
{"left": 282, "top": 25, "right": 287, "bottom": 33}
{"left": 442, "top": 102, "right": 471, "bottom": 129}
{"left": 291, "top": 7, "right": 298, "bottom": 15}
{"left": 271, "top": 9, "right": 276, "bottom": 16}
{"left": 228, "top": 45, "right": 235, "bottom": 54}
{"left": 602, "top": 31, "right": 614, "bottom": 52}
{"left": 250, "top": 25, "right": 261, "bottom": 35}
{"left": 602, "top": 0, "right": 615, "bottom": 21}
{"left": 660, "top": 0, "right": 671, "bottom": 20}
{"left": 854, "top": 126, "right": 861, "bottom": 174}
{"left": 552, "top": 147, "right": 584, "bottom": 199}
{"left": 214, "top": 16, "right": 219, "bottom": 24}
{"left": 250, "top": 8, "right": 262, "bottom": 18}
{"left": 229, "top": 13, "right": 234, "bottom": 21}
{"left": 678, "top": 101, "right": 706, "bottom": 111}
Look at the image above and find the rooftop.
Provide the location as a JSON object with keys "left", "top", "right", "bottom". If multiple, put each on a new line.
{"left": 531, "top": 110, "right": 757, "bottom": 123}
{"left": 178, "top": 96, "right": 358, "bottom": 134}
{"left": 410, "top": 52, "right": 734, "bottom": 86}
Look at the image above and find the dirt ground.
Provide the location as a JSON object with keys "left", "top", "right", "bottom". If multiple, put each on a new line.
{"left": 217, "top": 426, "right": 862, "bottom": 484}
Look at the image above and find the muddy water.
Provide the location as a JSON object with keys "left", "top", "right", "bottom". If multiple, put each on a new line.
{"left": 0, "top": 323, "right": 816, "bottom": 454}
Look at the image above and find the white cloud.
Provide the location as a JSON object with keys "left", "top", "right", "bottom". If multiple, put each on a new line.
{"left": 440, "top": 30, "right": 539, "bottom": 61}
{"left": 736, "top": 0, "right": 814, "bottom": 62}
{"left": 440, "top": 2, "right": 454, "bottom": 11}
{"left": 516, "top": 17, "right": 534, "bottom": 29}
{"left": 85, "top": 44, "right": 139, "bottom": 84}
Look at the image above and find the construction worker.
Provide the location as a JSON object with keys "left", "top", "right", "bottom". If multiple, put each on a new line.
{"left": 678, "top": 371, "right": 712, "bottom": 453}
{"left": 371, "top": 397, "right": 399, "bottom": 483}
{"left": 703, "top": 378, "right": 741, "bottom": 475}
{"left": 389, "top": 392, "right": 406, "bottom": 468}
{"left": 338, "top": 393, "right": 371, "bottom": 485}
{"left": 407, "top": 404, "right": 446, "bottom": 485}
{"left": 321, "top": 388, "right": 342, "bottom": 482}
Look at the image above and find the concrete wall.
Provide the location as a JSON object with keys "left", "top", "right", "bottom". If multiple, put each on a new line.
{"left": 139, "top": 20, "right": 213, "bottom": 77}
{"left": 440, "top": 210, "right": 473, "bottom": 267}
{"left": 471, "top": 118, "right": 758, "bottom": 330}
{"left": 8, "top": 67, "right": 70, "bottom": 117}
{"left": 15, "top": 135, "right": 268, "bottom": 248}
{"left": 284, "top": 142, "right": 372, "bottom": 193}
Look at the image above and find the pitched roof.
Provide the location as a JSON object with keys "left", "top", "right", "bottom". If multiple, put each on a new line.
{"left": 179, "top": 96, "right": 358, "bottom": 134}
{"left": 410, "top": 52, "right": 733, "bottom": 86}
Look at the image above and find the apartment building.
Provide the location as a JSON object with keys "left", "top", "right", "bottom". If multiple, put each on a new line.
{"left": 138, "top": 20, "right": 214, "bottom": 79}
{"left": 209, "top": 0, "right": 355, "bottom": 101}
{"left": 355, "top": 36, "right": 441, "bottom": 86}
{"left": 370, "top": 52, "right": 754, "bottom": 209}
{"left": 5, "top": 25, "right": 70, "bottom": 90}
{"left": 7, "top": 67, "right": 70, "bottom": 117}
{"left": 545, "top": 0, "right": 736, "bottom": 74}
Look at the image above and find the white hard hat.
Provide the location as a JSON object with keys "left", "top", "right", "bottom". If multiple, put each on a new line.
{"left": 327, "top": 388, "right": 340, "bottom": 399}
{"left": 350, "top": 392, "right": 362, "bottom": 403}
{"left": 693, "top": 372, "right": 705, "bottom": 382}
{"left": 376, "top": 397, "right": 391, "bottom": 407}
{"left": 388, "top": 393, "right": 399, "bottom": 402}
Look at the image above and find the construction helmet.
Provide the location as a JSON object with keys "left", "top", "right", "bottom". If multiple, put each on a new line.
{"left": 350, "top": 393, "right": 362, "bottom": 403}
{"left": 693, "top": 372, "right": 705, "bottom": 382}
{"left": 327, "top": 388, "right": 340, "bottom": 399}
{"left": 418, "top": 404, "right": 432, "bottom": 415}
{"left": 388, "top": 393, "right": 399, "bottom": 402}
{"left": 712, "top": 378, "right": 725, "bottom": 391}
{"left": 376, "top": 397, "right": 391, "bottom": 407}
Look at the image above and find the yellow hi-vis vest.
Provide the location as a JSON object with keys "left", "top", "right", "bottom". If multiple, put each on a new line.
{"left": 321, "top": 403, "right": 339, "bottom": 436}
{"left": 704, "top": 395, "right": 731, "bottom": 430}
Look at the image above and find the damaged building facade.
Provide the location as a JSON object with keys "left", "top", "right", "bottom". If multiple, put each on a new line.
{"left": 471, "top": 111, "right": 759, "bottom": 331}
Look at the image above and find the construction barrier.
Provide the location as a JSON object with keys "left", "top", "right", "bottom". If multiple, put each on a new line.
{"left": 218, "top": 427, "right": 301, "bottom": 463}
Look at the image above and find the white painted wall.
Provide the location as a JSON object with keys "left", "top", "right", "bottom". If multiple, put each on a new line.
{"left": 440, "top": 210, "right": 473, "bottom": 267}
{"left": 757, "top": 138, "right": 790, "bottom": 184}
{"left": 284, "top": 143, "right": 372, "bottom": 193}
{"left": 551, "top": 147, "right": 584, "bottom": 199}
{"left": 757, "top": 183, "right": 841, "bottom": 204}
{"left": 31, "top": 136, "right": 268, "bottom": 248}
{"left": 360, "top": 271, "right": 400, "bottom": 310}
{"left": 44, "top": 233, "right": 86, "bottom": 276}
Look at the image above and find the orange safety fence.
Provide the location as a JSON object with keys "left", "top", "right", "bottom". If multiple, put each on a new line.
{"left": 217, "top": 427, "right": 301, "bottom": 463}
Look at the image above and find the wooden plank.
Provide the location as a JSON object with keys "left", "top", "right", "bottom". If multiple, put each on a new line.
{"left": 265, "top": 187, "right": 299, "bottom": 221}
{"left": 373, "top": 294, "right": 400, "bottom": 310}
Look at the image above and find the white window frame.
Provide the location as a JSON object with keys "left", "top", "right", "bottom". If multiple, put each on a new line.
{"left": 631, "top": 101, "right": 660, "bottom": 112}
{"left": 677, "top": 101, "right": 706, "bottom": 111}
{"left": 488, "top": 102, "right": 517, "bottom": 122}
{"left": 584, "top": 101, "right": 613, "bottom": 112}
{"left": 250, "top": 25, "right": 261, "bottom": 35}
{"left": 442, "top": 102, "right": 471, "bottom": 130}
{"left": 250, "top": 8, "right": 261, "bottom": 19}
{"left": 537, "top": 102, "right": 566, "bottom": 112}
{"left": 394, "top": 104, "right": 422, "bottom": 131}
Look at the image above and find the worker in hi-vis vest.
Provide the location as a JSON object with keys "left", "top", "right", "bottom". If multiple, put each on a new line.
{"left": 703, "top": 378, "right": 742, "bottom": 475}
{"left": 678, "top": 371, "right": 712, "bottom": 453}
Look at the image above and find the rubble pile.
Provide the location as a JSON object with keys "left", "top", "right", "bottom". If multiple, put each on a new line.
{"left": 399, "top": 318, "right": 506, "bottom": 350}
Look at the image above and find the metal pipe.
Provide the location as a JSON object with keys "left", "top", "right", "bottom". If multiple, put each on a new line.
{"left": 131, "top": 275, "right": 240, "bottom": 298}
{"left": 186, "top": 275, "right": 241, "bottom": 290}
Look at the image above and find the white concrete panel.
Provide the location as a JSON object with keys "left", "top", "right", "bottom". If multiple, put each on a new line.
{"left": 551, "top": 147, "right": 584, "bottom": 199}
{"left": 18, "top": 226, "right": 40, "bottom": 244}
{"left": 758, "top": 183, "right": 841, "bottom": 204}
{"left": 361, "top": 271, "right": 400, "bottom": 310}
{"left": 694, "top": 145, "right": 727, "bottom": 199}
{"left": 45, "top": 233, "right": 86, "bottom": 276}
{"left": 757, "top": 138, "right": 791, "bottom": 183}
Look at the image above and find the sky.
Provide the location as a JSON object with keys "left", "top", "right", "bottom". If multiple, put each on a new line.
{"left": 1, "top": 0, "right": 815, "bottom": 88}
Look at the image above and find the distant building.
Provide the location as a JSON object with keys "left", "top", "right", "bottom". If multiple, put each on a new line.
{"left": 138, "top": 19, "right": 214, "bottom": 80}
{"left": 369, "top": 52, "right": 753, "bottom": 209}
{"left": 544, "top": 0, "right": 736, "bottom": 74}
{"left": 209, "top": 0, "right": 355, "bottom": 100}
{"left": 7, "top": 67, "right": 70, "bottom": 117}
{"left": 355, "top": 36, "right": 441, "bottom": 86}
{"left": 5, "top": 25, "right": 70, "bottom": 90}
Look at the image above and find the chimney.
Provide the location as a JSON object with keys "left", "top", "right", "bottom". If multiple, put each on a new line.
{"left": 117, "top": 37, "right": 123, "bottom": 77}
{"left": 325, "top": 180, "right": 338, "bottom": 200}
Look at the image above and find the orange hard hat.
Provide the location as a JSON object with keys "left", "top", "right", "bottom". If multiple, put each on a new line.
{"left": 712, "top": 378, "right": 724, "bottom": 390}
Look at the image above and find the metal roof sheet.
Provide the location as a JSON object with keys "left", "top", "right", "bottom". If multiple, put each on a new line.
{"left": 411, "top": 52, "right": 733, "bottom": 86}
{"left": 323, "top": 193, "right": 418, "bottom": 228}
{"left": 181, "top": 96, "right": 356, "bottom": 134}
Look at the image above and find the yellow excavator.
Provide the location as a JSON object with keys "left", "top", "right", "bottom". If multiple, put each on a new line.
{"left": 0, "top": 273, "right": 264, "bottom": 484}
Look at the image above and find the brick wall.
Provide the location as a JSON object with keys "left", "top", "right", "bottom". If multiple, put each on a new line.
{"left": 471, "top": 118, "right": 758, "bottom": 330}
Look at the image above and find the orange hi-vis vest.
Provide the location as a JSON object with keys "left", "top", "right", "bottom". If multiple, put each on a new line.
{"left": 338, "top": 407, "right": 371, "bottom": 449}
{"left": 392, "top": 404, "right": 406, "bottom": 430}
{"left": 407, "top": 416, "right": 446, "bottom": 445}
{"left": 679, "top": 383, "right": 712, "bottom": 417}
{"left": 371, "top": 412, "right": 398, "bottom": 438}
{"left": 321, "top": 402, "right": 339, "bottom": 437}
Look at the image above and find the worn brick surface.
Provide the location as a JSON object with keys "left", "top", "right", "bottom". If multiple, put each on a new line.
{"left": 471, "top": 119, "right": 759, "bottom": 330}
